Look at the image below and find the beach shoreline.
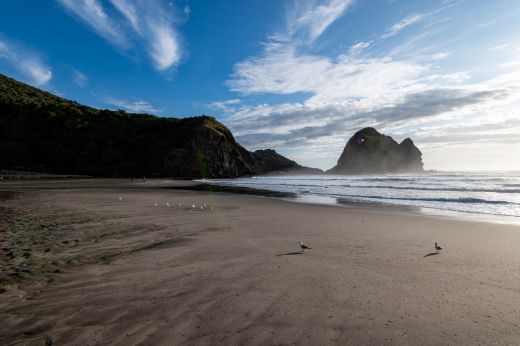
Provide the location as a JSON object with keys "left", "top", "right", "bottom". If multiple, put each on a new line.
{"left": 2, "top": 177, "right": 519, "bottom": 225}
{"left": 1, "top": 179, "right": 520, "bottom": 345}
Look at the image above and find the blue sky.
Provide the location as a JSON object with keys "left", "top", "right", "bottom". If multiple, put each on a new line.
{"left": 1, "top": 0, "right": 520, "bottom": 171}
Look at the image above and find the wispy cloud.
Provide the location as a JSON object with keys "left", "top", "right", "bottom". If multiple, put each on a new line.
{"left": 72, "top": 69, "right": 88, "bottom": 88}
{"left": 109, "top": 0, "right": 140, "bottom": 33}
{"left": 209, "top": 99, "right": 241, "bottom": 112}
{"left": 184, "top": 4, "right": 191, "bottom": 18}
{"left": 110, "top": 0, "right": 181, "bottom": 70}
{"left": 58, "top": 0, "right": 127, "bottom": 48}
{"left": 382, "top": 13, "right": 425, "bottom": 38}
{"left": 287, "top": 0, "right": 353, "bottom": 42}
{"left": 0, "top": 35, "right": 52, "bottom": 86}
{"left": 349, "top": 41, "right": 371, "bottom": 55}
{"left": 488, "top": 43, "right": 510, "bottom": 52}
{"left": 57, "top": 0, "right": 183, "bottom": 71}
{"left": 226, "top": 1, "right": 368, "bottom": 98}
{"left": 105, "top": 97, "right": 160, "bottom": 113}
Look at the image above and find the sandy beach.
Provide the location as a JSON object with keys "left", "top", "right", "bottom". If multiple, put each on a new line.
{"left": 1, "top": 179, "right": 520, "bottom": 345}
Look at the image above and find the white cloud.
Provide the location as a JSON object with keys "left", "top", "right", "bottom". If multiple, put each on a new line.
{"left": 287, "top": 0, "right": 353, "bottom": 42}
{"left": 227, "top": 47, "right": 427, "bottom": 103}
{"left": 105, "top": 97, "right": 160, "bottom": 113}
{"left": 148, "top": 22, "right": 180, "bottom": 70}
{"left": 22, "top": 63, "right": 53, "bottom": 86}
{"left": 58, "top": 0, "right": 182, "bottom": 71}
{"left": 382, "top": 13, "right": 425, "bottom": 38}
{"left": 0, "top": 37, "right": 52, "bottom": 86}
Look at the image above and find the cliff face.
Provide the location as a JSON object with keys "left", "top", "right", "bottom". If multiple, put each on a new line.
{"left": 327, "top": 127, "right": 424, "bottom": 174}
{"left": 252, "top": 149, "right": 323, "bottom": 175}
{"left": 0, "top": 74, "right": 255, "bottom": 178}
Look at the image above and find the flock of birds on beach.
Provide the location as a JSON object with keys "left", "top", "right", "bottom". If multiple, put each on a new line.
{"left": 116, "top": 196, "right": 444, "bottom": 255}
{"left": 157, "top": 202, "right": 213, "bottom": 211}
{"left": 118, "top": 196, "right": 213, "bottom": 211}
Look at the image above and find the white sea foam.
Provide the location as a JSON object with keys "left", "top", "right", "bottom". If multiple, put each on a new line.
{"left": 200, "top": 172, "right": 520, "bottom": 218}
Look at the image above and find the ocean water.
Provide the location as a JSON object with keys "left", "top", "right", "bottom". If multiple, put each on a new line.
{"left": 200, "top": 172, "right": 520, "bottom": 219}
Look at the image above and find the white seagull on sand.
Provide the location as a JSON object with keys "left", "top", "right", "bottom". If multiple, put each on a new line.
{"left": 434, "top": 242, "right": 443, "bottom": 252}
{"left": 299, "top": 240, "right": 312, "bottom": 252}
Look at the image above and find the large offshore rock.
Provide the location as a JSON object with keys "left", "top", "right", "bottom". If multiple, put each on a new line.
{"left": 327, "top": 127, "right": 424, "bottom": 174}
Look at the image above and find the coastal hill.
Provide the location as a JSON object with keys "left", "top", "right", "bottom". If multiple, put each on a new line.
{"left": 327, "top": 127, "right": 424, "bottom": 174}
{"left": 252, "top": 149, "right": 323, "bottom": 175}
{"left": 0, "top": 73, "right": 313, "bottom": 178}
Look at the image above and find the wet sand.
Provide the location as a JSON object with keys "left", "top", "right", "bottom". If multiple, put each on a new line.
{"left": 1, "top": 179, "right": 520, "bottom": 345}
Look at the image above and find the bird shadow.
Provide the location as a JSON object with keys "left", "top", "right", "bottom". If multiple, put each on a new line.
{"left": 424, "top": 252, "right": 440, "bottom": 257}
{"left": 276, "top": 251, "right": 304, "bottom": 256}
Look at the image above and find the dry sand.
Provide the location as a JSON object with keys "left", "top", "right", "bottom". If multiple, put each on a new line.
{"left": 1, "top": 179, "right": 520, "bottom": 345}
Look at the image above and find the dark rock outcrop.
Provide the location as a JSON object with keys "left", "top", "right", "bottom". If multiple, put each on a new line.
{"left": 252, "top": 149, "right": 323, "bottom": 175}
{"left": 327, "top": 127, "right": 423, "bottom": 174}
{"left": 0, "top": 73, "right": 256, "bottom": 178}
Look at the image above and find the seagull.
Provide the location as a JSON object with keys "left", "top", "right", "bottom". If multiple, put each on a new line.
{"left": 177, "top": 203, "right": 182, "bottom": 207}
{"left": 299, "top": 240, "right": 312, "bottom": 252}
{"left": 166, "top": 202, "right": 170, "bottom": 207}
{"left": 191, "top": 204, "right": 196, "bottom": 209}
{"left": 434, "top": 242, "right": 443, "bottom": 252}
{"left": 154, "top": 202, "right": 158, "bottom": 207}
{"left": 118, "top": 197, "right": 123, "bottom": 201}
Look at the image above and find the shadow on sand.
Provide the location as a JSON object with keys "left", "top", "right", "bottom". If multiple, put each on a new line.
{"left": 424, "top": 252, "right": 440, "bottom": 257}
{"left": 276, "top": 251, "right": 304, "bottom": 256}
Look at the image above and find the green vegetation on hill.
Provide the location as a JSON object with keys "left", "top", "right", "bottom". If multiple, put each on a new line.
{"left": 0, "top": 73, "right": 255, "bottom": 178}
